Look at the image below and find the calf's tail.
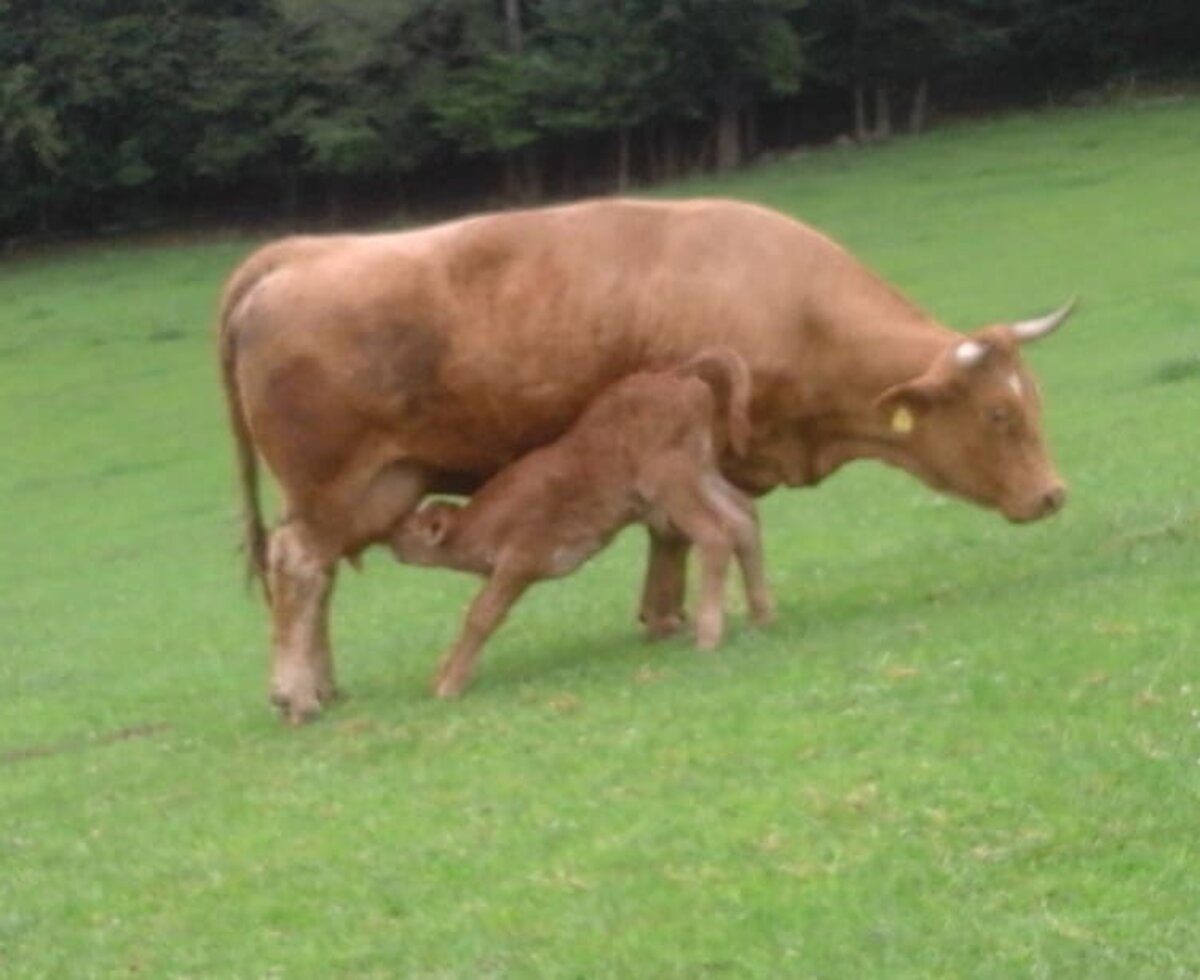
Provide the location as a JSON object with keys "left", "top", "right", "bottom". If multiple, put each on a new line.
{"left": 675, "top": 346, "right": 752, "bottom": 456}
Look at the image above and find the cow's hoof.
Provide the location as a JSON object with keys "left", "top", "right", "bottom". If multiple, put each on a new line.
{"left": 316, "top": 682, "right": 343, "bottom": 706}
{"left": 270, "top": 687, "right": 323, "bottom": 726}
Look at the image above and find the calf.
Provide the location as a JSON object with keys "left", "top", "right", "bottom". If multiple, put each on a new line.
{"left": 390, "top": 347, "right": 775, "bottom": 698}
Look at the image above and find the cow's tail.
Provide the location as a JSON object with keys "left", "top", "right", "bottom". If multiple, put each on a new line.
{"left": 216, "top": 252, "right": 274, "bottom": 602}
{"left": 675, "top": 346, "right": 752, "bottom": 457}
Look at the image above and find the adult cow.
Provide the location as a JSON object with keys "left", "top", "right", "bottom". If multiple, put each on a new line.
{"left": 218, "top": 197, "right": 1073, "bottom": 723}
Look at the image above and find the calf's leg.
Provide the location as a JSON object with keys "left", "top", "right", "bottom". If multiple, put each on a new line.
{"left": 691, "top": 533, "right": 734, "bottom": 650}
{"left": 638, "top": 527, "right": 690, "bottom": 638}
{"left": 655, "top": 481, "right": 736, "bottom": 650}
{"left": 434, "top": 570, "right": 531, "bottom": 699}
{"left": 715, "top": 483, "right": 775, "bottom": 625}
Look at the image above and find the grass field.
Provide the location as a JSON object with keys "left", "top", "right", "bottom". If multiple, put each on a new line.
{"left": 3, "top": 97, "right": 1200, "bottom": 978}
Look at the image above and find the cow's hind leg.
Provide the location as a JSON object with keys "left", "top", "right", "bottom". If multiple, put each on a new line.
{"left": 638, "top": 526, "right": 691, "bottom": 639}
{"left": 268, "top": 462, "right": 427, "bottom": 724}
{"left": 267, "top": 520, "right": 340, "bottom": 724}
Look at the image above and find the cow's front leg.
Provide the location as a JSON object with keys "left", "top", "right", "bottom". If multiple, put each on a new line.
{"left": 267, "top": 521, "right": 339, "bottom": 724}
{"left": 638, "top": 526, "right": 690, "bottom": 639}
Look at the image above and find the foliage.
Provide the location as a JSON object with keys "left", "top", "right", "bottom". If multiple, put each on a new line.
{"left": 1, "top": 0, "right": 1198, "bottom": 237}
{"left": 526, "top": 0, "right": 667, "bottom": 137}
{"left": 0, "top": 64, "right": 65, "bottom": 227}
{"left": 3, "top": 97, "right": 1200, "bottom": 976}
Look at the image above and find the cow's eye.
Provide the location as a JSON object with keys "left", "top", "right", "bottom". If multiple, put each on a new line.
{"left": 987, "top": 406, "right": 1013, "bottom": 428}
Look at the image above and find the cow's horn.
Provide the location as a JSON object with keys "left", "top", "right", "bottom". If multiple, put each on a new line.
{"left": 954, "top": 339, "right": 988, "bottom": 367}
{"left": 1011, "top": 297, "right": 1077, "bottom": 342}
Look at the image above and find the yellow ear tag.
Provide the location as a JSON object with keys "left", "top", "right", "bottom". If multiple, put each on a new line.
{"left": 891, "top": 406, "right": 915, "bottom": 434}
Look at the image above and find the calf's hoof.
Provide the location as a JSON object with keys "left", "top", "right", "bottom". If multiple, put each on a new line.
{"left": 433, "top": 673, "right": 468, "bottom": 700}
{"left": 750, "top": 599, "right": 776, "bottom": 626}
{"left": 433, "top": 659, "right": 471, "bottom": 700}
{"left": 694, "top": 612, "right": 723, "bottom": 651}
{"left": 641, "top": 610, "right": 688, "bottom": 640}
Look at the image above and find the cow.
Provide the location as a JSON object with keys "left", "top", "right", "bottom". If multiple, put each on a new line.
{"left": 388, "top": 346, "right": 774, "bottom": 698}
{"left": 217, "top": 196, "right": 1073, "bottom": 723}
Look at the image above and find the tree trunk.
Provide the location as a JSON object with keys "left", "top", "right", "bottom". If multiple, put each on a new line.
{"left": 873, "top": 85, "right": 892, "bottom": 142}
{"left": 853, "top": 83, "right": 869, "bottom": 142}
{"left": 281, "top": 164, "right": 300, "bottom": 223}
{"left": 715, "top": 97, "right": 741, "bottom": 171}
{"left": 909, "top": 77, "right": 929, "bottom": 134}
{"left": 503, "top": 0, "right": 522, "bottom": 52}
{"left": 560, "top": 143, "right": 578, "bottom": 198}
{"left": 661, "top": 124, "right": 681, "bottom": 180}
{"left": 743, "top": 104, "right": 759, "bottom": 161}
{"left": 323, "top": 178, "right": 345, "bottom": 227}
{"left": 850, "top": 0, "right": 868, "bottom": 142}
{"left": 502, "top": 152, "right": 522, "bottom": 200}
{"left": 616, "top": 126, "right": 631, "bottom": 191}
{"left": 520, "top": 146, "right": 542, "bottom": 201}
{"left": 644, "top": 127, "right": 661, "bottom": 182}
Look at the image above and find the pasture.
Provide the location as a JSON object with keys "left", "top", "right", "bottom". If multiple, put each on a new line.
{"left": 3, "top": 97, "right": 1199, "bottom": 977}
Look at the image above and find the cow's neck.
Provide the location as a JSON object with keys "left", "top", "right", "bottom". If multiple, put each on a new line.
{"left": 769, "top": 310, "right": 958, "bottom": 488}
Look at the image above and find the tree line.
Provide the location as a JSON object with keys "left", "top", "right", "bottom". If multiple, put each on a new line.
{"left": 2, "top": 0, "right": 1197, "bottom": 240}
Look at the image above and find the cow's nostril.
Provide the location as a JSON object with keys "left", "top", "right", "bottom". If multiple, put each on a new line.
{"left": 1042, "top": 485, "right": 1067, "bottom": 515}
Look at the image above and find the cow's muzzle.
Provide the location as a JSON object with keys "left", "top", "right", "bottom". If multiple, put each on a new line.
{"left": 1007, "top": 482, "right": 1067, "bottom": 523}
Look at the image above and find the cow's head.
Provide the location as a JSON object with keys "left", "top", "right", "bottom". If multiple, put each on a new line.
{"left": 390, "top": 500, "right": 463, "bottom": 566}
{"left": 875, "top": 300, "right": 1074, "bottom": 523}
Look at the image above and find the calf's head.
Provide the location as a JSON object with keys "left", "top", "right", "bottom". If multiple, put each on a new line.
{"left": 390, "top": 501, "right": 463, "bottom": 566}
{"left": 875, "top": 301, "right": 1073, "bottom": 523}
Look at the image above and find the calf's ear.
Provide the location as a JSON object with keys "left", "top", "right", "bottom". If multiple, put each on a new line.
{"left": 415, "top": 503, "right": 459, "bottom": 546}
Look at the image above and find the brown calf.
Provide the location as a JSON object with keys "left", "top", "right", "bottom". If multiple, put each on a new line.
{"left": 390, "top": 347, "right": 775, "bottom": 698}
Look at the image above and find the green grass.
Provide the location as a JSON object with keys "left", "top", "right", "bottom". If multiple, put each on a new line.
{"left": 3, "top": 99, "right": 1200, "bottom": 978}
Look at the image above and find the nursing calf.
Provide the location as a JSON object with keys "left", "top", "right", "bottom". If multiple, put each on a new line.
{"left": 390, "top": 348, "right": 774, "bottom": 698}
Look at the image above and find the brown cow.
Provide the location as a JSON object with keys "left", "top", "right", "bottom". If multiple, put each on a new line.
{"left": 389, "top": 347, "right": 774, "bottom": 698}
{"left": 217, "top": 196, "right": 1073, "bottom": 723}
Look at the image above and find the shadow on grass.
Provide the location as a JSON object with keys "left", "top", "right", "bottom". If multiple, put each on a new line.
{"left": 0, "top": 722, "right": 171, "bottom": 767}
{"left": 1150, "top": 354, "right": 1200, "bottom": 385}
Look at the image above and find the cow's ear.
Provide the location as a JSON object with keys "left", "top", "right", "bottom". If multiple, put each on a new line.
{"left": 875, "top": 377, "right": 948, "bottom": 434}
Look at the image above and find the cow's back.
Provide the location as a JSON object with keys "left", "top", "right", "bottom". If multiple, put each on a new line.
{"left": 224, "top": 198, "right": 896, "bottom": 490}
